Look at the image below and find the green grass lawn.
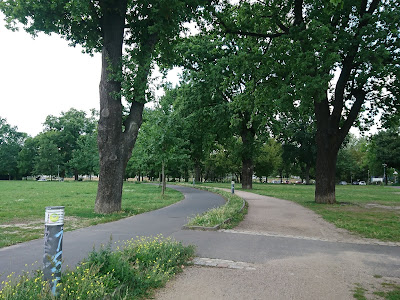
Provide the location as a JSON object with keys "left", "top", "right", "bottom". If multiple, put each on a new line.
{"left": 0, "top": 181, "right": 183, "bottom": 248}
{"left": 198, "top": 182, "right": 400, "bottom": 242}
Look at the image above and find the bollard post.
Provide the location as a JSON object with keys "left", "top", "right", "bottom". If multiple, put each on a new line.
{"left": 43, "top": 206, "right": 64, "bottom": 296}
{"left": 231, "top": 181, "right": 235, "bottom": 194}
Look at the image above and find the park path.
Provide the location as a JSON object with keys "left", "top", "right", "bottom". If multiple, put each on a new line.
{"left": 0, "top": 185, "right": 225, "bottom": 283}
{"left": 155, "top": 188, "right": 400, "bottom": 300}
{"left": 1, "top": 185, "right": 399, "bottom": 299}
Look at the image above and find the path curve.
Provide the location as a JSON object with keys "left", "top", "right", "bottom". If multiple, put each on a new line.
{"left": 0, "top": 185, "right": 225, "bottom": 283}
{"left": 227, "top": 189, "right": 387, "bottom": 244}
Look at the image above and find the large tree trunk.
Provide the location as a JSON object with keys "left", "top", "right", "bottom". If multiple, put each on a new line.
{"left": 241, "top": 123, "right": 255, "bottom": 190}
{"left": 95, "top": 1, "right": 128, "bottom": 214}
{"left": 161, "top": 160, "right": 166, "bottom": 196}
{"left": 95, "top": 1, "right": 158, "bottom": 214}
{"left": 241, "top": 158, "right": 253, "bottom": 189}
{"left": 314, "top": 143, "right": 338, "bottom": 204}
{"left": 194, "top": 163, "right": 201, "bottom": 183}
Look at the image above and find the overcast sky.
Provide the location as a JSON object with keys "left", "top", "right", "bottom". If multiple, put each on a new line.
{"left": 0, "top": 16, "right": 181, "bottom": 137}
{"left": 0, "top": 17, "right": 103, "bottom": 137}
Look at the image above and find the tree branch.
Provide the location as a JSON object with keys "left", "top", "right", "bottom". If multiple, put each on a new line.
{"left": 294, "top": 0, "right": 304, "bottom": 25}
{"left": 217, "top": 15, "right": 287, "bottom": 39}
{"left": 339, "top": 89, "right": 366, "bottom": 144}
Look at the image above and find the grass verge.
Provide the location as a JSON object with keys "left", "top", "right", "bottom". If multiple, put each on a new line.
{"left": 185, "top": 186, "right": 247, "bottom": 229}
{"left": 197, "top": 182, "right": 400, "bottom": 242}
{"left": 0, "top": 181, "right": 183, "bottom": 248}
{"left": 0, "top": 235, "right": 195, "bottom": 299}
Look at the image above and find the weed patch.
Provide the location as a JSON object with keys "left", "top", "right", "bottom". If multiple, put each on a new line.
{"left": 0, "top": 235, "right": 195, "bottom": 299}
{"left": 185, "top": 186, "right": 246, "bottom": 229}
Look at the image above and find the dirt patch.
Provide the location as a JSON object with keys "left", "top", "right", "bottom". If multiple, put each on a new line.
{"left": 0, "top": 216, "right": 93, "bottom": 231}
{"left": 364, "top": 203, "right": 400, "bottom": 210}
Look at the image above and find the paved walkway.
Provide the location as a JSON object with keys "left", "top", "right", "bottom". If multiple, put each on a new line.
{"left": 0, "top": 185, "right": 225, "bottom": 283}
{"left": 1, "top": 186, "right": 399, "bottom": 299}
{"left": 155, "top": 189, "right": 400, "bottom": 300}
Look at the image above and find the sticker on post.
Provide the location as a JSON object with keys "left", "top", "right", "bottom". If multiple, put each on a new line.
{"left": 45, "top": 207, "right": 65, "bottom": 226}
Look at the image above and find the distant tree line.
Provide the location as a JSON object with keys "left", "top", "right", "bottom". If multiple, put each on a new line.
{"left": 1, "top": 105, "right": 399, "bottom": 185}
{"left": 0, "top": 109, "right": 98, "bottom": 180}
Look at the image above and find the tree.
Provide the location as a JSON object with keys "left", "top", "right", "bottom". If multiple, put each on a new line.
{"left": 1, "top": 0, "right": 209, "bottom": 213}
{"left": 254, "top": 139, "right": 282, "bottom": 183}
{"left": 275, "top": 114, "right": 316, "bottom": 184}
{"left": 0, "top": 118, "right": 26, "bottom": 179}
{"left": 149, "top": 96, "right": 189, "bottom": 194}
{"left": 34, "top": 132, "right": 62, "bottom": 179}
{"left": 368, "top": 130, "right": 400, "bottom": 181}
{"left": 68, "top": 133, "right": 99, "bottom": 179}
{"left": 44, "top": 108, "right": 97, "bottom": 179}
{"left": 168, "top": 80, "right": 230, "bottom": 183}
{"left": 17, "top": 137, "right": 38, "bottom": 178}
{"left": 175, "top": 32, "right": 275, "bottom": 189}
{"left": 215, "top": 0, "right": 400, "bottom": 202}
{"left": 336, "top": 135, "right": 369, "bottom": 183}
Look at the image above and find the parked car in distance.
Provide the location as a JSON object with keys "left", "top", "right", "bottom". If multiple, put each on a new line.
{"left": 359, "top": 181, "right": 366, "bottom": 185}
{"left": 352, "top": 181, "right": 359, "bottom": 185}
{"left": 339, "top": 181, "right": 347, "bottom": 185}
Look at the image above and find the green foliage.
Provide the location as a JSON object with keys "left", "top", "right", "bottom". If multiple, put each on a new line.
{"left": 43, "top": 108, "right": 98, "bottom": 178}
{"left": 68, "top": 133, "right": 99, "bottom": 178}
{"left": 254, "top": 139, "right": 283, "bottom": 181}
{"left": 0, "top": 236, "right": 195, "bottom": 299}
{"left": 127, "top": 98, "right": 190, "bottom": 183}
{"left": 17, "top": 137, "right": 38, "bottom": 177}
{"left": 336, "top": 135, "right": 369, "bottom": 182}
{"left": 0, "top": 118, "right": 26, "bottom": 179}
{"left": 33, "top": 132, "right": 62, "bottom": 178}
{"left": 369, "top": 130, "right": 400, "bottom": 174}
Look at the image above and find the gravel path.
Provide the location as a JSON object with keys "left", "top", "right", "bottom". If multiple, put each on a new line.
{"left": 154, "top": 188, "right": 400, "bottom": 300}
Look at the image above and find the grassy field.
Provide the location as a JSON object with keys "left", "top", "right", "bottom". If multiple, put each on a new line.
{"left": 0, "top": 181, "right": 183, "bottom": 248}
{"left": 198, "top": 182, "right": 400, "bottom": 242}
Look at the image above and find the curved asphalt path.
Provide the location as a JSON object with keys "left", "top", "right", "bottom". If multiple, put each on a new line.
{"left": 1, "top": 185, "right": 399, "bottom": 286}
{"left": 0, "top": 185, "right": 224, "bottom": 282}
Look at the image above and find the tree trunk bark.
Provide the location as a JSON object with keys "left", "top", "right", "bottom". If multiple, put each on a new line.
{"left": 95, "top": 1, "right": 127, "bottom": 214}
{"left": 194, "top": 163, "right": 201, "bottom": 183}
{"left": 161, "top": 160, "right": 166, "bottom": 196}
{"left": 94, "top": 1, "right": 158, "bottom": 214}
{"left": 241, "top": 125, "right": 255, "bottom": 190}
{"left": 241, "top": 158, "right": 253, "bottom": 189}
{"left": 314, "top": 96, "right": 341, "bottom": 204}
{"left": 315, "top": 146, "right": 338, "bottom": 204}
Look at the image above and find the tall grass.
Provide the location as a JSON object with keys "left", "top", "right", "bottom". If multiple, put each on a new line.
{"left": 186, "top": 187, "right": 246, "bottom": 229}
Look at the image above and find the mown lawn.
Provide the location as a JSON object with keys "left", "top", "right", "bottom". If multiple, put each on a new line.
{"left": 199, "top": 182, "right": 400, "bottom": 242}
{"left": 0, "top": 181, "right": 183, "bottom": 248}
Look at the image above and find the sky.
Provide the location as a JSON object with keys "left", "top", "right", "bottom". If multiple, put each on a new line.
{"left": 0, "top": 16, "right": 180, "bottom": 137}
{"left": 0, "top": 17, "right": 102, "bottom": 137}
